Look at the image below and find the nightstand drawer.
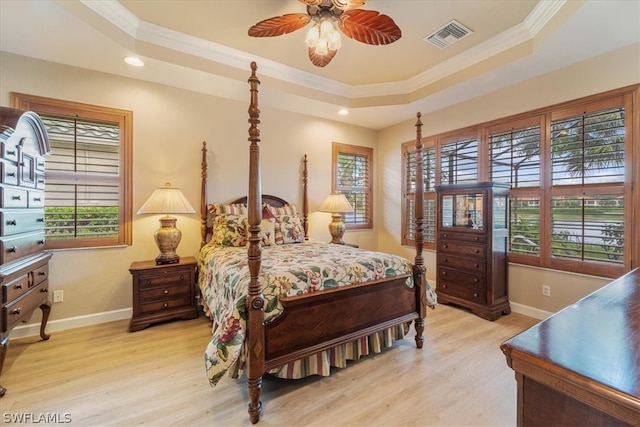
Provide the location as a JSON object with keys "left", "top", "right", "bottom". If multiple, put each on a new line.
{"left": 139, "top": 281, "right": 191, "bottom": 302}
{"left": 136, "top": 269, "right": 191, "bottom": 288}
{"left": 139, "top": 295, "right": 192, "bottom": 315}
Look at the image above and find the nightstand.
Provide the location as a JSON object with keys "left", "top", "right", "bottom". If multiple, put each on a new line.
{"left": 129, "top": 256, "right": 198, "bottom": 332}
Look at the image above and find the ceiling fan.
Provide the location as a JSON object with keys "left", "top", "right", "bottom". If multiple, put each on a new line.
{"left": 248, "top": 0, "right": 402, "bottom": 67}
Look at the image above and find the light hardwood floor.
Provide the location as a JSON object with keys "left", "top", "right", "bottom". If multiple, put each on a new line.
{"left": 2, "top": 304, "right": 538, "bottom": 426}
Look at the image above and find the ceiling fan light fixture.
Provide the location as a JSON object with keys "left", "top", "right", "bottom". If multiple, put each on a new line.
{"left": 306, "top": 18, "right": 341, "bottom": 56}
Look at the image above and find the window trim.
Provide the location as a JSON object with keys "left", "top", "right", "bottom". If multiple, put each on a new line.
{"left": 331, "top": 142, "right": 373, "bottom": 230}
{"left": 11, "top": 92, "right": 133, "bottom": 249}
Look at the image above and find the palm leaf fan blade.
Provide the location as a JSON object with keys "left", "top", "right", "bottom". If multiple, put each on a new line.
{"left": 339, "top": 9, "right": 401, "bottom": 45}
{"left": 309, "top": 47, "right": 337, "bottom": 67}
{"left": 332, "top": 0, "right": 367, "bottom": 10}
{"left": 248, "top": 14, "right": 312, "bottom": 37}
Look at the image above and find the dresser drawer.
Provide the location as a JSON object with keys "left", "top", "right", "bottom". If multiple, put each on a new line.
{"left": 28, "top": 190, "right": 44, "bottom": 208}
{"left": 33, "top": 263, "right": 49, "bottom": 286}
{"left": 1, "top": 210, "right": 45, "bottom": 235}
{"left": 2, "top": 273, "right": 30, "bottom": 303}
{"left": 438, "top": 266, "right": 486, "bottom": 288}
{"left": 2, "top": 280, "right": 49, "bottom": 333}
{"left": 1, "top": 162, "right": 18, "bottom": 185}
{"left": 439, "top": 253, "right": 486, "bottom": 274}
{"left": 0, "top": 232, "right": 46, "bottom": 264}
{"left": 439, "top": 230, "right": 486, "bottom": 244}
{"left": 1, "top": 187, "right": 28, "bottom": 208}
{"left": 437, "top": 278, "right": 487, "bottom": 304}
{"left": 1, "top": 142, "right": 19, "bottom": 163}
{"left": 439, "top": 241, "right": 486, "bottom": 258}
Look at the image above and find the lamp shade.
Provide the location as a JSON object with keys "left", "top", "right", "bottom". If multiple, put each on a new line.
{"left": 318, "top": 192, "right": 353, "bottom": 214}
{"left": 137, "top": 183, "right": 196, "bottom": 215}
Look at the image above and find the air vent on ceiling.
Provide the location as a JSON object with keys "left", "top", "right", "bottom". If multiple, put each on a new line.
{"left": 424, "top": 19, "right": 473, "bottom": 49}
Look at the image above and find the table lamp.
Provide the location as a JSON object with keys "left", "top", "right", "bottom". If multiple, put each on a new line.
{"left": 137, "top": 182, "right": 196, "bottom": 264}
{"left": 318, "top": 192, "right": 354, "bottom": 244}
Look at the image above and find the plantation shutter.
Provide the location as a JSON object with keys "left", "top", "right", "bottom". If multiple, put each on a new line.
{"left": 440, "top": 138, "right": 478, "bottom": 184}
{"left": 335, "top": 144, "right": 372, "bottom": 229}
{"left": 402, "top": 144, "right": 436, "bottom": 247}
{"left": 41, "top": 114, "right": 123, "bottom": 245}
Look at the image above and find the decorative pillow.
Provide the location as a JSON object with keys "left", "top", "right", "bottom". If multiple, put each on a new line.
{"left": 275, "top": 214, "right": 304, "bottom": 244}
{"left": 210, "top": 214, "right": 247, "bottom": 247}
{"left": 207, "top": 202, "right": 247, "bottom": 217}
{"left": 243, "top": 218, "right": 275, "bottom": 246}
{"left": 262, "top": 203, "right": 276, "bottom": 219}
{"left": 269, "top": 204, "right": 297, "bottom": 216}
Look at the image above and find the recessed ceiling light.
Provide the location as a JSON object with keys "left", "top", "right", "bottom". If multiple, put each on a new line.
{"left": 338, "top": 109, "right": 349, "bottom": 116}
{"left": 124, "top": 56, "right": 144, "bottom": 67}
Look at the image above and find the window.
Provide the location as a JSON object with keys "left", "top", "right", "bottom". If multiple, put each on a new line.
{"left": 11, "top": 93, "right": 133, "bottom": 249}
{"left": 400, "top": 85, "right": 638, "bottom": 278}
{"left": 332, "top": 143, "right": 372, "bottom": 229}
{"left": 401, "top": 142, "right": 436, "bottom": 249}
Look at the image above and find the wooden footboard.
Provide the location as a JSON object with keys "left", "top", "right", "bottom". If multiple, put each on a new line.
{"left": 264, "top": 274, "right": 418, "bottom": 368}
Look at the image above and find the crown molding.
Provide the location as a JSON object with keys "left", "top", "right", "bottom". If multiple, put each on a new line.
{"left": 80, "top": 0, "right": 565, "bottom": 102}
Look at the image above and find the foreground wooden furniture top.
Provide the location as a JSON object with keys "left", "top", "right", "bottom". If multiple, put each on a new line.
{"left": 501, "top": 268, "right": 640, "bottom": 426}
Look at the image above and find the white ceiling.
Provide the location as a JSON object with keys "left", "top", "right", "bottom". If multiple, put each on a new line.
{"left": 1, "top": 0, "right": 639, "bottom": 129}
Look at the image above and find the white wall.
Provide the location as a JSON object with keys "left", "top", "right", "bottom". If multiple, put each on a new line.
{"left": 0, "top": 52, "right": 377, "bottom": 334}
{"left": 377, "top": 43, "right": 640, "bottom": 319}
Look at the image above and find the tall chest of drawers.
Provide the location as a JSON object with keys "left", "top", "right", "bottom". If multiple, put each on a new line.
{"left": 0, "top": 107, "right": 52, "bottom": 397}
{"left": 435, "top": 182, "right": 510, "bottom": 321}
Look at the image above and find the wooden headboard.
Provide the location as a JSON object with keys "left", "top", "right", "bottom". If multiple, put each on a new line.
{"left": 199, "top": 142, "right": 309, "bottom": 247}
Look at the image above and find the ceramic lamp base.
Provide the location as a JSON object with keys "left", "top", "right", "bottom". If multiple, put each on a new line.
{"left": 154, "top": 215, "right": 182, "bottom": 265}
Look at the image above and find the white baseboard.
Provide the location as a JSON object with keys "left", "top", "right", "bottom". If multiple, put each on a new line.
{"left": 10, "top": 308, "right": 133, "bottom": 339}
{"left": 10, "top": 302, "right": 549, "bottom": 340}
{"left": 509, "top": 302, "right": 553, "bottom": 320}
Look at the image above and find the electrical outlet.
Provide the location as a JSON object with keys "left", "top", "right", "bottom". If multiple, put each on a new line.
{"left": 542, "top": 285, "right": 551, "bottom": 297}
{"left": 53, "top": 290, "right": 64, "bottom": 303}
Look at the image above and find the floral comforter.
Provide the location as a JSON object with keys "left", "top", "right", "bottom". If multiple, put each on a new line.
{"left": 198, "top": 241, "right": 436, "bottom": 386}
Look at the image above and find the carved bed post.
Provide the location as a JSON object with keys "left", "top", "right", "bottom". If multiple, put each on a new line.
{"left": 302, "top": 154, "right": 309, "bottom": 239}
{"left": 413, "top": 112, "right": 426, "bottom": 349}
{"left": 200, "top": 141, "right": 208, "bottom": 248}
{"left": 246, "top": 61, "right": 265, "bottom": 424}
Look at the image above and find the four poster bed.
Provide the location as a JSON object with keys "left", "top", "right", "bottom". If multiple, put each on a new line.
{"left": 197, "top": 62, "right": 434, "bottom": 424}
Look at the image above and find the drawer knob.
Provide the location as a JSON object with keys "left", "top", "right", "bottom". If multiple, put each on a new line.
{"left": 14, "top": 283, "right": 23, "bottom": 290}
{"left": 474, "top": 278, "right": 479, "bottom": 283}
{"left": 163, "top": 289, "right": 169, "bottom": 295}
{"left": 41, "top": 287, "right": 49, "bottom": 293}
{"left": 38, "top": 271, "right": 46, "bottom": 276}
{"left": 474, "top": 263, "right": 479, "bottom": 268}
{"left": 475, "top": 249, "right": 480, "bottom": 253}
{"left": 37, "top": 217, "right": 44, "bottom": 222}
{"left": 11, "top": 308, "right": 21, "bottom": 315}
{"left": 8, "top": 246, "right": 17, "bottom": 253}
{"left": 33, "top": 197, "right": 42, "bottom": 202}
{"left": 473, "top": 292, "right": 479, "bottom": 298}
{"left": 163, "top": 302, "right": 169, "bottom": 308}
{"left": 474, "top": 237, "right": 479, "bottom": 241}
{"left": 443, "top": 244, "right": 448, "bottom": 249}
{"left": 11, "top": 195, "right": 21, "bottom": 200}
{"left": 442, "top": 284, "right": 447, "bottom": 289}
{"left": 38, "top": 240, "right": 45, "bottom": 245}
{"left": 443, "top": 233, "right": 448, "bottom": 238}
{"left": 6, "top": 219, "right": 17, "bottom": 226}
{"left": 7, "top": 150, "right": 16, "bottom": 156}
{"left": 144, "top": 280, "right": 151, "bottom": 285}
{"left": 7, "top": 172, "right": 16, "bottom": 177}
{"left": 443, "top": 257, "right": 448, "bottom": 262}
{"left": 180, "top": 275, "right": 185, "bottom": 280}
{"left": 441, "top": 271, "right": 447, "bottom": 276}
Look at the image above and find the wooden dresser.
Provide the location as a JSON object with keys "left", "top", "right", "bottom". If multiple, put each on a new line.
{"left": 435, "top": 182, "right": 511, "bottom": 320}
{"left": 501, "top": 268, "right": 640, "bottom": 426}
{"left": 0, "top": 107, "right": 52, "bottom": 397}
